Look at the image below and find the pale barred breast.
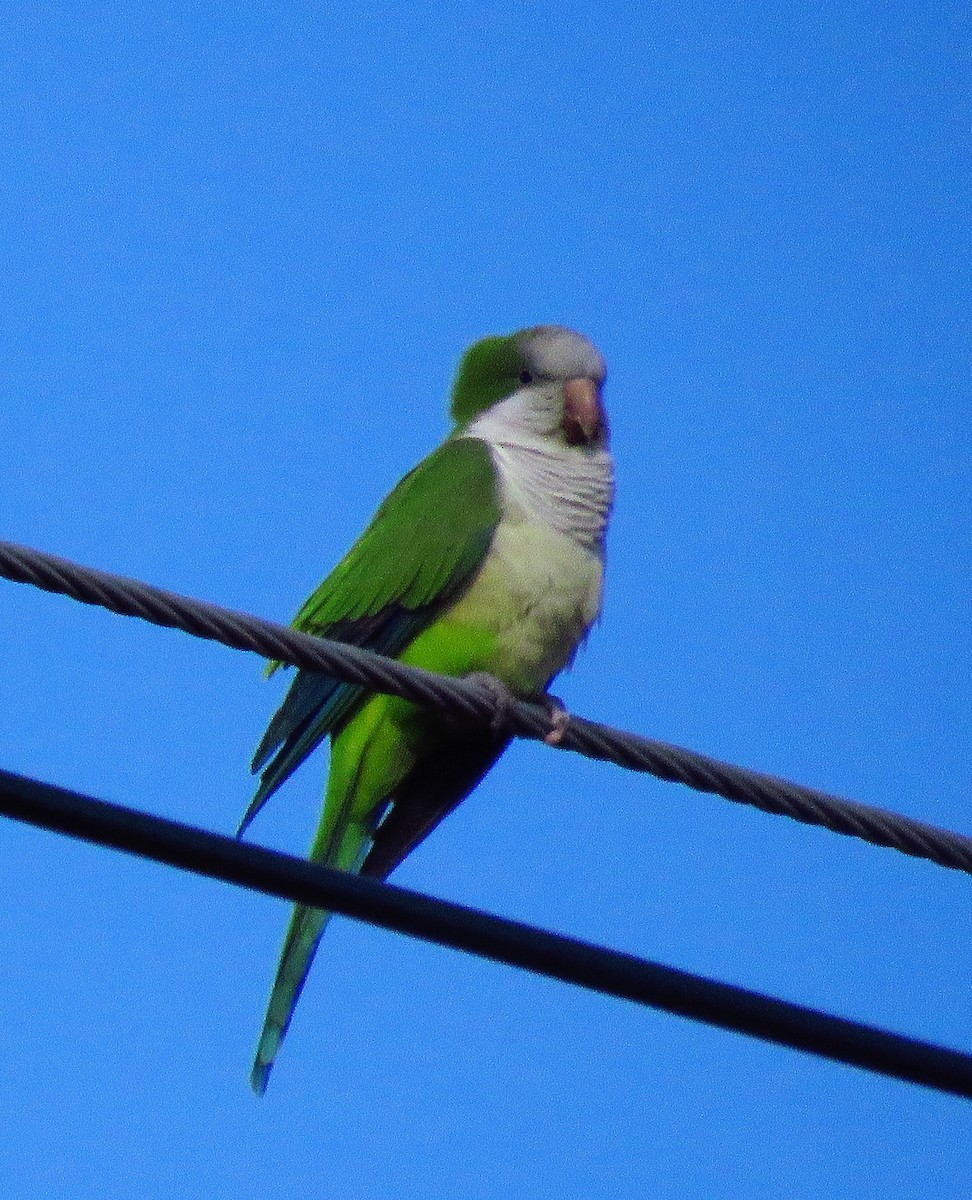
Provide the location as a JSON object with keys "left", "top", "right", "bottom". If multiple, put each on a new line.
{"left": 481, "top": 438, "right": 613, "bottom": 552}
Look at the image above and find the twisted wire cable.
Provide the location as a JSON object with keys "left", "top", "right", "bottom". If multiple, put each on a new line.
{"left": 1, "top": 538, "right": 970, "bottom": 876}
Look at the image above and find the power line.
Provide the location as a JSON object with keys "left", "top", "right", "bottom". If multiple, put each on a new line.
{"left": 1, "top": 765, "right": 971, "bottom": 1100}
{"left": 2, "top": 538, "right": 971, "bottom": 876}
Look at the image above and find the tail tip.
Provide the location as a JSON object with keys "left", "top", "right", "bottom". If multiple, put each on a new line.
{"left": 249, "top": 1026, "right": 282, "bottom": 1095}
{"left": 250, "top": 1061, "right": 271, "bottom": 1096}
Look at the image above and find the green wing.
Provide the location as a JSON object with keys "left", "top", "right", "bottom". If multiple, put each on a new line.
{"left": 243, "top": 435, "right": 500, "bottom": 829}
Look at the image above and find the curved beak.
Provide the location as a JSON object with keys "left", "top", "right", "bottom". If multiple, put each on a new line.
{"left": 562, "top": 377, "right": 606, "bottom": 447}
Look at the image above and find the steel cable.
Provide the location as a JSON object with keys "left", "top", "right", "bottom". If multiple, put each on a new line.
{"left": 1, "top": 538, "right": 971, "bottom": 876}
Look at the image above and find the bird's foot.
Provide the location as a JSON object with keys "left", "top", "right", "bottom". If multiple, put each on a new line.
{"left": 464, "top": 672, "right": 517, "bottom": 736}
{"left": 462, "top": 676, "right": 571, "bottom": 745}
{"left": 537, "top": 692, "right": 571, "bottom": 746}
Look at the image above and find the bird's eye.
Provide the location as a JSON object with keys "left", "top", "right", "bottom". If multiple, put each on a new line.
{"left": 519, "top": 371, "right": 534, "bottom": 385}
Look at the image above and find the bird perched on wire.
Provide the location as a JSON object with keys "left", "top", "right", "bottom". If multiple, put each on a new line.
{"left": 242, "top": 325, "right": 614, "bottom": 1093}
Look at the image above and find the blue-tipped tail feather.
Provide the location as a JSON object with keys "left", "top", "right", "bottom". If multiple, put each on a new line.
{"left": 250, "top": 904, "right": 333, "bottom": 1094}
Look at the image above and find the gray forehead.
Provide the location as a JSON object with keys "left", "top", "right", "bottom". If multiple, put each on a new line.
{"left": 521, "top": 326, "right": 606, "bottom": 382}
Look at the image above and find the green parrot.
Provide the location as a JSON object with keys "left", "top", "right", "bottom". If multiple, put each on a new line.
{"left": 243, "top": 324, "right": 613, "bottom": 1093}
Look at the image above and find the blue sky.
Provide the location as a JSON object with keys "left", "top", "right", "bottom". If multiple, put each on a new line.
{"left": 0, "top": 1, "right": 969, "bottom": 1196}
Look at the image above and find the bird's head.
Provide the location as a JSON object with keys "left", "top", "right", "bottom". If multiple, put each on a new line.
{"left": 450, "top": 326, "right": 608, "bottom": 451}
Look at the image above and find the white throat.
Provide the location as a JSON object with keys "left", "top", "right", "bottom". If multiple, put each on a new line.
{"left": 463, "top": 397, "right": 614, "bottom": 551}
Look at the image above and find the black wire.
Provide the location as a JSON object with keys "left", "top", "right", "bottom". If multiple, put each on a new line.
{"left": 2, "top": 538, "right": 971, "bottom": 876}
{"left": 1, "top": 765, "right": 970, "bottom": 1100}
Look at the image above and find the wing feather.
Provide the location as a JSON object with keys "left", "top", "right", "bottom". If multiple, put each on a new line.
{"left": 242, "top": 436, "right": 499, "bottom": 831}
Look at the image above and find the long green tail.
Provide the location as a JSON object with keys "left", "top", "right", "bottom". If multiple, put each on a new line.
{"left": 251, "top": 902, "right": 333, "bottom": 1094}
{"left": 250, "top": 816, "right": 371, "bottom": 1094}
{"left": 250, "top": 762, "right": 373, "bottom": 1094}
{"left": 249, "top": 693, "right": 414, "bottom": 1093}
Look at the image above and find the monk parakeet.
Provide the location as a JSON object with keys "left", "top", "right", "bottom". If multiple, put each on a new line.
{"left": 244, "top": 325, "right": 613, "bottom": 1093}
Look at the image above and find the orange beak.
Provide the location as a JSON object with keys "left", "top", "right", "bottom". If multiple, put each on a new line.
{"left": 562, "top": 377, "right": 606, "bottom": 447}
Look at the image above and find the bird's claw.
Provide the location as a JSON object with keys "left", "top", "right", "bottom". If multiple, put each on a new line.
{"left": 462, "top": 676, "right": 571, "bottom": 745}
{"left": 464, "top": 672, "right": 516, "bottom": 735}
{"left": 539, "top": 693, "right": 570, "bottom": 746}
